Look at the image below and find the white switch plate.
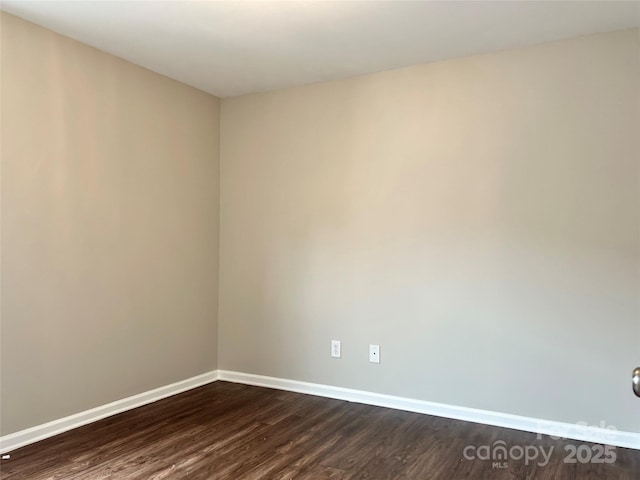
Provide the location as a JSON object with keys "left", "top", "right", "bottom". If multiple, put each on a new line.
{"left": 331, "top": 340, "right": 341, "bottom": 358}
{"left": 369, "top": 344, "right": 380, "bottom": 363}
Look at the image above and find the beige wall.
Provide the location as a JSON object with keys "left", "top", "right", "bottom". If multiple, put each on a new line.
{"left": 219, "top": 29, "right": 640, "bottom": 432}
{"left": 0, "top": 13, "right": 220, "bottom": 435}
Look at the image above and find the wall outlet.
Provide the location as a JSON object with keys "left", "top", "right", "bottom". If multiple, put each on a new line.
{"left": 331, "top": 340, "right": 341, "bottom": 358}
{"left": 369, "top": 344, "right": 380, "bottom": 363}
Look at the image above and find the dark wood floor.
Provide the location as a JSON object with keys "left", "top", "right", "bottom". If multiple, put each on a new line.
{"left": 1, "top": 381, "right": 638, "bottom": 479}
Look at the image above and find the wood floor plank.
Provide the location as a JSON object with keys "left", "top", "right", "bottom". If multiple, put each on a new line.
{"left": 1, "top": 381, "right": 638, "bottom": 479}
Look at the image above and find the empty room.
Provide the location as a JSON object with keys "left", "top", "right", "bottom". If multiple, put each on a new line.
{"left": 1, "top": 1, "right": 639, "bottom": 479}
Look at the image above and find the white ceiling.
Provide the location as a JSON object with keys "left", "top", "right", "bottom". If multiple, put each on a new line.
{"left": 2, "top": 1, "right": 639, "bottom": 97}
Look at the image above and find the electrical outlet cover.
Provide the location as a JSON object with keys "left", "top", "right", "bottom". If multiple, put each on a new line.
{"left": 331, "top": 340, "right": 341, "bottom": 358}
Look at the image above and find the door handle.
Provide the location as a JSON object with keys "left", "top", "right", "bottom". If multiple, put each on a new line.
{"left": 633, "top": 367, "right": 640, "bottom": 398}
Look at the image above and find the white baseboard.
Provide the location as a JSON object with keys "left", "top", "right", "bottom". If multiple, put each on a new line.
{"left": 0, "top": 370, "right": 219, "bottom": 454}
{"left": 218, "top": 370, "right": 640, "bottom": 450}
{"left": 3, "top": 368, "right": 638, "bottom": 454}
